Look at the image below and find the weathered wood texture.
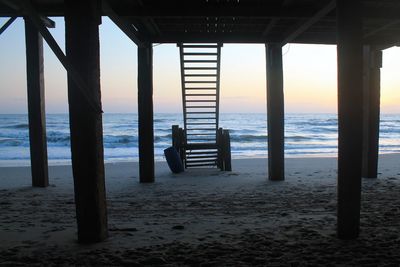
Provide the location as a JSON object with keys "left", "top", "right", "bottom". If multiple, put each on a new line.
{"left": 266, "top": 43, "right": 285, "bottom": 181}
{"left": 138, "top": 43, "right": 155, "bottom": 183}
{"left": 65, "top": 0, "right": 108, "bottom": 243}
{"left": 362, "top": 46, "right": 382, "bottom": 178}
{"left": 336, "top": 0, "right": 363, "bottom": 239}
{"left": 24, "top": 17, "right": 49, "bottom": 187}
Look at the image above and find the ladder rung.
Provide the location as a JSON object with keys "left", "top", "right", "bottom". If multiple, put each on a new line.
{"left": 186, "top": 163, "right": 217, "bottom": 167}
{"left": 185, "top": 87, "right": 217, "bottom": 90}
{"left": 186, "top": 122, "right": 217, "bottom": 125}
{"left": 186, "top": 159, "right": 217, "bottom": 163}
{"left": 186, "top": 117, "right": 216, "bottom": 120}
{"left": 182, "top": 45, "right": 219, "bottom": 48}
{"left": 184, "top": 52, "right": 218, "bottom": 56}
{"left": 187, "top": 155, "right": 218, "bottom": 159}
{"left": 184, "top": 74, "right": 217, "bottom": 77}
{"left": 186, "top": 133, "right": 215, "bottom": 136}
{"left": 186, "top": 128, "right": 216, "bottom": 131}
{"left": 185, "top": 81, "right": 217, "bottom": 84}
{"left": 186, "top": 112, "right": 217, "bottom": 114}
{"left": 186, "top": 106, "right": 216, "bottom": 108}
{"left": 184, "top": 60, "right": 218, "bottom": 63}
{"left": 186, "top": 94, "right": 216, "bottom": 96}
{"left": 186, "top": 100, "right": 217, "bottom": 102}
{"left": 187, "top": 151, "right": 218, "bottom": 155}
{"left": 187, "top": 140, "right": 216, "bottom": 143}
{"left": 184, "top": 67, "right": 218, "bottom": 70}
{"left": 185, "top": 143, "right": 218, "bottom": 150}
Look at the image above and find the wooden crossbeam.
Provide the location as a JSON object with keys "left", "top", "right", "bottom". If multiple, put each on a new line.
{"left": 40, "top": 16, "right": 55, "bottom": 28}
{"left": 365, "top": 20, "right": 400, "bottom": 39}
{"left": 0, "top": 15, "right": 16, "bottom": 35}
{"left": 281, "top": 0, "right": 336, "bottom": 45}
{"left": 135, "top": 0, "right": 161, "bottom": 37}
{"left": 102, "top": 0, "right": 145, "bottom": 47}
{"left": 19, "top": 1, "right": 102, "bottom": 114}
{"left": 262, "top": 0, "right": 294, "bottom": 37}
{"left": 0, "top": 0, "right": 55, "bottom": 28}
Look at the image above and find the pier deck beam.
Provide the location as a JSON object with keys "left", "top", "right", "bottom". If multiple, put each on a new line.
{"left": 138, "top": 43, "right": 155, "bottom": 183}
{"left": 24, "top": 17, "right": 49, "bottom": 188}
{"left": 266, "top": 43, "right": 285, "bottom": 181}
{"left": 336, "top": 0, "right": 363, "bottom": 239}
{"left": 362, "top": 46, "right": 382, "bottom": 178}
{"left": 65, "top": 0, "right": 108, "bottom": 243}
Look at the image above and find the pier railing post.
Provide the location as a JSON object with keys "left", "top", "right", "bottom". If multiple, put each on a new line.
{"left": 266, "top": 43, "right": 285, "bottom": 181}
{"left": 65, "top": 0, "right": 108, "bottom": 243}
{"left": 336, "top": 0, "right": 363, "bottom": 239}
{"left": 138, "top": 43, "right": 155, "bottom": 183}
{"left": 24, "top": 17, "right": 49, "bottom": 187}
{"left": 362, "top": 46, "right": 382, "bottom": 178}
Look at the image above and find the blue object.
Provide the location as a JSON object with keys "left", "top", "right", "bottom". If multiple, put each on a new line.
{"left": 164, "top": 147, "right": 184, "bottom": 173}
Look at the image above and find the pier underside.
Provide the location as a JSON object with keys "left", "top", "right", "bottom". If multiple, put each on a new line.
{"left": 0, "top": 0, "right": 397, "bottom": 242}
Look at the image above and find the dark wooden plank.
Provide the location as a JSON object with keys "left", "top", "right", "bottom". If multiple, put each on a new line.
{"left": 336, "top": 0, "right": 363, "bottom": 240}
{"left": 65, "top": 0, "right": 108, "bottom": 243}
{"left": 223, "top": 129, "right": 232, "bottom": 171}
{"left": 0, "top": 16, "right": 16, "bottom": 35}
{"left": 266, "top": 43, "right": 284, "bottom": 181}
{"left": 282, "top": 0, "right": 336, "bottom": 45}
{"left": 102, "top": 0, "right": 145, "bottom": 47}
{"left": 138, "top": 43, "right": 155, "bottom": 183}
{"left": 186, "top": 143, "right": 218, "bottom": 150}
{"left": 362, "top": 47, "right": 382, "bottom": 178}
{"left": 24, "top": 17, "right": 48, "bottom": 188}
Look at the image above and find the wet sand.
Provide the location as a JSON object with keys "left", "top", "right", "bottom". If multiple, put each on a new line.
{"left": 0, "top": 155, "right": 399, "bottom": 266}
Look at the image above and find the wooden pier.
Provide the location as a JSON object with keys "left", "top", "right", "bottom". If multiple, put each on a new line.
{"left": 1, "top": 0, "right": 398, "bottom": 242}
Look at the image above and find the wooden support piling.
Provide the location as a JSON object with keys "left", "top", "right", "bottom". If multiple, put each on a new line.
{"left": 362, "top": 46, "right": 382, "bottom": 178}
{"left": 336, "top": 0, "right": 363, "bottom": 239}
{"left": 65, "top": 0, "right": 108, "bottom": 243}
{"left": 24, "top": 17, "right": 49, "bottom": 187}
{"left": 266, "top": 43, "right": 285, "bottom": 181}
{"left": 138, "top": 43, "right": 155, "bottom": 183}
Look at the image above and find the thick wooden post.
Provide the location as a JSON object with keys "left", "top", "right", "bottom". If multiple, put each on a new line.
{"left": 362, "top": 46, "right": 382, "bottom": 178}
{"left": 266, "top": 43, "right": 284, "bottom": 181}
{"left": 24, "top": 17, "right": 49, "bottom": 188}
{"left": 336, "top": 0, "right": 363, "bottom": 239}
{"left": 138, "top": 43, "right": 155, "bottom": 183}
{"left": 65, "top": 0, "right": 108, "bottom": 243}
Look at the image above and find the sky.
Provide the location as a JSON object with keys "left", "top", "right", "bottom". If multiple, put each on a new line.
{"left": 1, "top": 17, "right": 400, "bottom": 114}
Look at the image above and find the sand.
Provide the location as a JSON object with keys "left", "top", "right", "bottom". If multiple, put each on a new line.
{"left": 0, "top": 155, "right": 399, "bottom": 266}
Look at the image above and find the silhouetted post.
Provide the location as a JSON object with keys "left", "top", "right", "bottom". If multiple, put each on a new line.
{"left": 24, "top": 17, "right": 49, "bottom": 188}
{"left": 362, "top": 46, "right": 382, "bottom": 178}
{"left": 266, "top": 43, "right": 284, "bottom": 181}
{"left": 336, "top": 0, "right": 363, "bottom": 239}
{"left": 65, "top": 0, "right": 108, "bottom": 243}
{"left": 138, "top": 43, "right": 155, "bottom": 183}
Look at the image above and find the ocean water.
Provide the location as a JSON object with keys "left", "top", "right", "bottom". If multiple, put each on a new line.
{"left": 0, "top": 113, "right": 399, "bottom": 166}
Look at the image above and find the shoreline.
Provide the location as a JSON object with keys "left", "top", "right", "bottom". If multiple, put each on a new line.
{"left": 1, "top": 152, "right": 399, "bottom": 168}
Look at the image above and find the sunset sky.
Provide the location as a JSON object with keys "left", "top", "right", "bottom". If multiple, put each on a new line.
{"left": 1, "top": 17, "right": 400, "bottom": 114}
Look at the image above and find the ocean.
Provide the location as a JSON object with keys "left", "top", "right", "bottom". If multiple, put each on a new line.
{"left": 0, "top": 113, "right": 399, "bottom": 166}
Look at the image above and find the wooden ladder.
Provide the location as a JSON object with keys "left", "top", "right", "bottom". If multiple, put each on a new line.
{"left": 179, "top": 43, "right": 222, "bottom": 168}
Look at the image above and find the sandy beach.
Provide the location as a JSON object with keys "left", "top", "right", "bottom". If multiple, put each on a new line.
{"left": 0, "top": 155, "right": 399, "bottom": 266}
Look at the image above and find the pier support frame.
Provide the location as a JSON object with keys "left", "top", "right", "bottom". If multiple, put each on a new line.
{"left": 266, "top": 43, "right": 284, "bottom": 181}
{"left": 24, "top": 17, "right": 49, "bottom": 187}
{"left": 362, "top": 46, "right": 382, "bottom": 178}
{"left": 65, "top": 0, "right": 108, "bottom": 243}
{"left": 138, "top": 43, "right": 155, "bottom": 183}
{"left": 336, "top": 0, "right": 363, "bottom": 239}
